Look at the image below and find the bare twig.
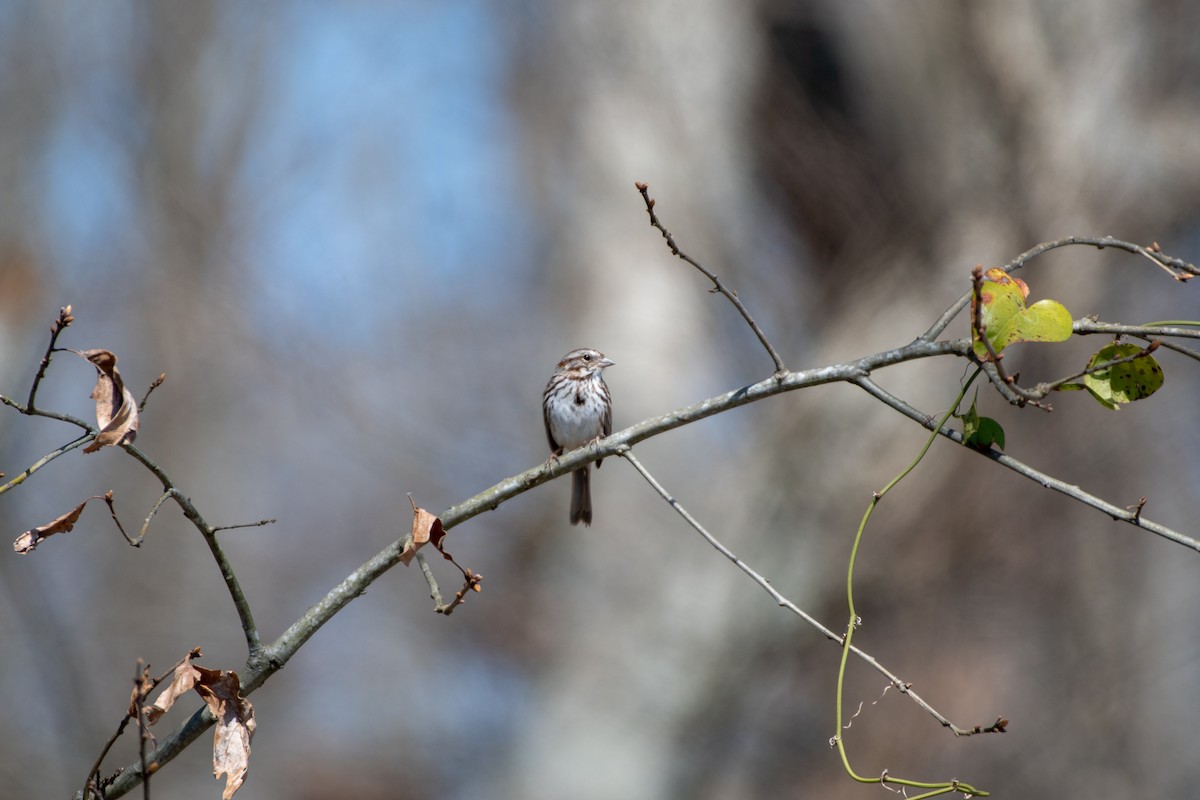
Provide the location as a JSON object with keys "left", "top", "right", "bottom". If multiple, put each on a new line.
{"left": 1073, "top": 319, "right": 1200, "bottom": 340}
{"left": 122, "top": 444, "right": 263, "bottom": 660}
{"left": 211, "top": 518, "right": 277, "bottom": 534}
{"left": 27, "top": 304, "right": 74, "bottom": 410}
{"left": 134, "top": 660, "right": 151, "bottom": 800}
{"left": 414, "top": 549, "right": 482, "bottom": 616}
{"left": 103, "top": 491, "right": 139, "bottom": 547}
{"left": 620, "top": 447, "right": 1000, "bottom": 737}
{"left": 138, "top": 373, "right": 166, "bottom": 413}
{"left": 0, "top": 433, "right": 92, "bottom": 497}
{"left": 1135, "top": 337, "right": 1200, "bottom": 363}
{"left": 416, "top": 551, "right": 446, "bottom": 607}
{"left": 125, "top": 489, "right": 179, "bottom": 545}
{"left": 1074, "top": 319, "right": 1200, "bottom": 362}
{"left": 635, "top": 181, "right": 787, "bottom": 376}
{"left": 1, "top": 392, "right": 93, "bottom": 429}
{"left": 82, "top": 717, "right": 131, "bottom": 800}
{"left": 1004, "top": 236, "right": 1198, "bottom": 280}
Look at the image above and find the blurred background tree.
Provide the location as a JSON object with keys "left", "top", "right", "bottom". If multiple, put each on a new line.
{"left": 1, "top": 1, "right": 1198, "bottom": 798}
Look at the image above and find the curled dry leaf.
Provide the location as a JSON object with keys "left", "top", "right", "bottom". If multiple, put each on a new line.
{"left": 13, "top": 496, "right": 94, "bottom": 554}
{"left": 400, "top": 496, "right": 446, "bottom": 566}
{"left": 73, "top": 348, "right": 139, "bottom": 453}
{"left": 144, "top": 649, "right": 204, "bottom": 724}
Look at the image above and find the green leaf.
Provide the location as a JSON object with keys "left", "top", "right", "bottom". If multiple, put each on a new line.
{"left": 1077, "top": 343, "right": 1164, "bottom": 409}
{"left": 972, "top": 268, "right": 1072, "bottom": 358}
{"left": 968, "top": 416, "right": 1005, "bottom": 450}
{"left": 958, "top": 395, "right": 1005, "bottom": 451}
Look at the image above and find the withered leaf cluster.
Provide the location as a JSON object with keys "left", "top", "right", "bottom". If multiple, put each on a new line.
{"left": 145, "top": 649, "right": 256, "bottom": 799}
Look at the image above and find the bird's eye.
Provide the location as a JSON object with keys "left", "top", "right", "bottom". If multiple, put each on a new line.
{"left": 582, "top": 353, "right": 592, "bottom": 361}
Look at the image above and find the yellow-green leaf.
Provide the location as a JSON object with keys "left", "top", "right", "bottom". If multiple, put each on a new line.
{"left": 971, "top": 268, "right": 1072, "bottom": 358}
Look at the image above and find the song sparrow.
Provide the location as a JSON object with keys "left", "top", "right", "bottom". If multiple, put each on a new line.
{"left": 543, "top": 348, "right": 614, "bottom": 526}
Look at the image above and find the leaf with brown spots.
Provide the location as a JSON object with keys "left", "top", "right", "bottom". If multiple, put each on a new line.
{"left": 72, "top": 349, "right": 139, "bottom": 453}
{"left": 970, "top": 268, "right": 1072, "bottom": 359}
{"left": 1060, "top": 342, "right": 1165, "bottom": 409}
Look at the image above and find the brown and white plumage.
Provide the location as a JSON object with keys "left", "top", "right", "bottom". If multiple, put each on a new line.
{"left": 543, "top": 348, "right": 614, "bottom": 526}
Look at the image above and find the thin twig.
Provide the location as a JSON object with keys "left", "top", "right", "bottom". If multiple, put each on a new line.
{"left": 82, "top": 716, "right": 132, "bottom": 800}
{"left": 620, "top": 447, "right": 998, "bottom": 737}
{"left": 1136, "top": 337, "right": 1200, "bottom": 363}
{"left": 122, "top": 444, "right": 263, "bottom": 661}
{"left": 1074, "top": 320, "right": 1200, "bottom": 362}
{"left": 211, "top": 518, "right": 277, "bottom": 533}
{"left": 635, "top": 181, "right": 788, "bottom": 376}
{"left": 1003, "top": 235, "right": 1198, "bottom": 280}
{"left": 1, "top": 393, "right": 93, "bottom": 428}
{"left": 27, "top": 305, "right": 74, "bottom": 410}
{"left": 0, "top": 433, "right": 92, "bottom": 497}
{"left": 104, "top": 491, "right": 138, "bottom": 547}
{"left": 414, "top": 549, "right": 481, "bottom": 615}
{"left": 416, "top": 551, "right": 445, "bottom": 607}
{"left": 134, "top": 660, "right": 151, "bottom": 800}
{"left": 1073, "top": 319, "right": 1200, "bottom": 340}
{"left": 139, "top": 373, "right": 166, "bottom": 413}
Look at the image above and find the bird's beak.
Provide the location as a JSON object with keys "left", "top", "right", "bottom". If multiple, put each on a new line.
{"left": 599, "top": 357, "right": 615, "bottom": 368}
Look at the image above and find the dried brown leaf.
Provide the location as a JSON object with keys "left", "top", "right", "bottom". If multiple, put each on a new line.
{"left": 74, "top": 348, "right": 139, "bottom": 453}
{"left": 194, "top": 666, "right": 256, "bottom": 799}
{"left": 140, "top": 650, "right": 254, "bottom": 797}
{"left": 13, "top": 498, "right": 91, "bottom": 554}
{"left": 401, "top": 496, "right": 446, "bottom": 566}
{"left": 144, "top": 650, "right": 203, "bottom": 725}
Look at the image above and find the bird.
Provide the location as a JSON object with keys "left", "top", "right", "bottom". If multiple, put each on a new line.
{"left": 542, "top": 348, "right": 614, "bottom": 525}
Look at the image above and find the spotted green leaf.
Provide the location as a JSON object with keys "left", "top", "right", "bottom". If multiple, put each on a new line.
{"left": 971, "top": 268, "right": 1072, "bottom": 359}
